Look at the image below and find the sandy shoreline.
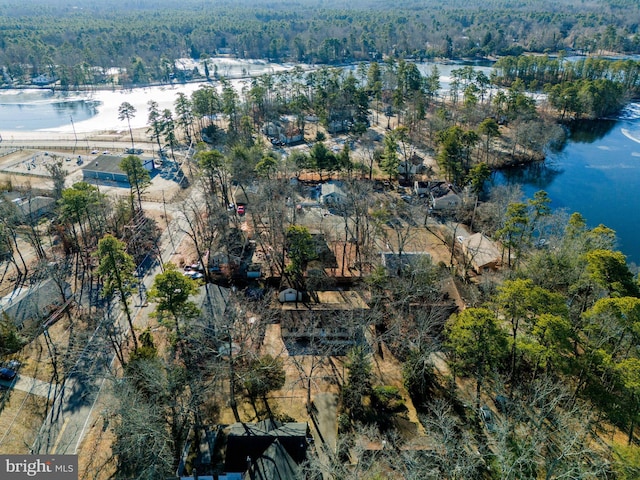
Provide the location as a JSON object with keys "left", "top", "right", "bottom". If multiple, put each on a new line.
{"left": 1, "top": 127, "right": 157, "bottom": 149}
{"left": 3, "top": 130, "right": 93, "bottom": 141}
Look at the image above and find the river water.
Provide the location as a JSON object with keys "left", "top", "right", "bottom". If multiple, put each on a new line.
{"left": 495, "top": 103, "right": 640, "bottom": 265}
{"left": 1, "top": 61, "right": 639, "bottom": 264}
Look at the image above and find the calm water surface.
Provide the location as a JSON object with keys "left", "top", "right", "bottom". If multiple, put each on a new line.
{"left": 0, "top": 90, "right": 99, "bottom": 130}
{"left": 494, "top": 103, "right": 640, "bottom": 265}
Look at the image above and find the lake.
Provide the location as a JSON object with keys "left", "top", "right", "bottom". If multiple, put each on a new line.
{"left": 1, "top": 62, "right": 639, "bottom": 265}
{"left": 0, "top": 58, "right": 294, "bottom": 134}
{"left": 0, "top": 89, "right": 100, "bottom": 131}
{"left": 494, "top": 103, "right": 640, "bottom": 265}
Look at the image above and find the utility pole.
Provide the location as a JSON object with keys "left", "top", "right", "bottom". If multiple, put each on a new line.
{"left": 70, "top": 116, "right": 78, "bottom": 153}
{"left": 163, "top": 190, "right": 176, "bottom": 254}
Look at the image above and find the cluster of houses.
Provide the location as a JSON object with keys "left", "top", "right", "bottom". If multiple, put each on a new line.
{"left": 319, "top": 178, "right": 465, "bottom": 214}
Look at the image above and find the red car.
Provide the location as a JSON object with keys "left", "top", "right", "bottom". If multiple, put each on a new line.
{"left": 236, "top": 205, "right": 245, "bottom": 215}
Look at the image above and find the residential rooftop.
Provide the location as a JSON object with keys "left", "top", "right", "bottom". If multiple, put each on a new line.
{"left": 280, "top": 290, "right": 369, "bottom": 311}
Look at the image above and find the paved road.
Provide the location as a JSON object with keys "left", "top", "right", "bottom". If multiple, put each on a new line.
{"left": 1, "top": 138, "right": 157, "bottom": 155}
{"left": 29, "top": 174, "right": 195, "bottom": 455}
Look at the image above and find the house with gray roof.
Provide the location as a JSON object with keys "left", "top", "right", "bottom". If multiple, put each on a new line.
{"left": 0, "top": 278, "right": 70, "bottom": 329}
{"left": 15, "top": 196, "right": 56, "bottom": 222}
{"left": 82, "top": 154, "right": 154, "bottom": 185}
{"left": 320, "top": 182, "right": 346, "bottom": 205}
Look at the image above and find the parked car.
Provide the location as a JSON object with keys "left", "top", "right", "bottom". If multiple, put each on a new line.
{"left": 237, "top": 205, "right": 245, "bottom": 215}
{"left": 183, "top": 270, "right": 203, "bottom": 280}
{"left": 0, "top": 367, "right": 17, "bottom": 381}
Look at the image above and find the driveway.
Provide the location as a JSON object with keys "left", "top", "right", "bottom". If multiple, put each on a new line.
{"left": 310, "top": 392, "right": 338, "bottom": 453}
{"left": 0, "top": 374, "right": 56, "bottom": 398}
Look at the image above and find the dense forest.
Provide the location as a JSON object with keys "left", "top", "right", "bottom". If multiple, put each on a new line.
{"left": 0, "top": 0, "right": 639, "bottom": 85}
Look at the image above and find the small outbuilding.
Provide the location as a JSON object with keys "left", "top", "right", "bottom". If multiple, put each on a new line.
{"left": 278, "top": 288, "right": 303, "bottom": 303}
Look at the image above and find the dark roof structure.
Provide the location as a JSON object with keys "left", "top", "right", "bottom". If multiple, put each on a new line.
{"left": 16, "top": 196, "right": 56, "bottom": 220}
{"left": 242, "top": 440, "right": 300, "bottom": 480}
{"left": 225, "top": 420, "right": 309, "bottom": 473}
{"left": 82, "top": 154, "right": 154, "bottom": 184}
{"left": 380, "top": 251, "right": 432, "bottom": 276}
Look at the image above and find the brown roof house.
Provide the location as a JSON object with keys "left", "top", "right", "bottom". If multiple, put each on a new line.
{"left": 461, "top": 233, "right": 501, "bottom": 274}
